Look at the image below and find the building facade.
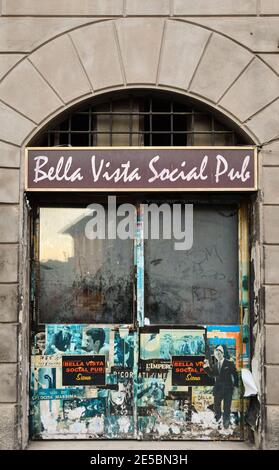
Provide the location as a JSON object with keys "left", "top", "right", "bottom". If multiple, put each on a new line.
{"left": 0, "top": 0, "right": 279, "bottom": 449}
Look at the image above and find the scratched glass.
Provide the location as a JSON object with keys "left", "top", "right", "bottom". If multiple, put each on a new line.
{"left": 144, "top": 205, "right": 239, "bottom": 325}
{"left": 38, "top": 207, "right": 134, "bottom": 324}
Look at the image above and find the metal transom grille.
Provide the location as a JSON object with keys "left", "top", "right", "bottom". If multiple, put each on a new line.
{"left": 33, "top": 93, "right": 246, "bottom": 148}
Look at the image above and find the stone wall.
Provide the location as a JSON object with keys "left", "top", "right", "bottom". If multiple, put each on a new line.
{"left": 0, "top": 0, "right": 279, "bottom": 449}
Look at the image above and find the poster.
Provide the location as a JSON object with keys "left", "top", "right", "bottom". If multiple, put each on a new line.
{"left": 172, "top": 356, "right": 214, "bottom": 386}
{"left": 62, "top": 355, "right": 106, "bottom": 386}
{"left": 159, "top": 328, "right": 205, "bottom": 359}
{"left": 30, "top": 323, "right": 244, "bottom": 440}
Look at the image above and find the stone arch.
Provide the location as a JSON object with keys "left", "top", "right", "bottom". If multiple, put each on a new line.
{"left": 0, "top": 17, "right": 279, "bottom": 157}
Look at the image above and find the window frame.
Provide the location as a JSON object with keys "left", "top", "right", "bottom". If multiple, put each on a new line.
{"left": 30, "top": 193, "right": 250, "bottom": 330}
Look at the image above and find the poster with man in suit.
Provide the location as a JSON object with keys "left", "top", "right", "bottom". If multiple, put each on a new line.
{"left": 203, "top": 344, "right": 239, "bottom": 429}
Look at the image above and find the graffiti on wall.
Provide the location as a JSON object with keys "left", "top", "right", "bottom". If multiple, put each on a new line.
{"left": 30, "top": 323, "right": 244, "bottom": 440}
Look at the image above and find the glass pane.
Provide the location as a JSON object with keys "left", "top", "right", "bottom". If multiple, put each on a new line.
{"left": 173, "top": 114, "right": 187, "bottom": 133}
{"left": 192, "top": 114, "right": 212, "bottom": 145}
{"left": 214, "top": 133, "right": 234, "bottom": 146}
{"left": 193, "top": 133, "right": 212, "bottom": 145}
{"left": 173, "top": 133, "right": 187, "bottom": 146}
{"left": 39, "top": 207, "right": 134, "bottom": 324}
{"left": 71, "top": 113, "right": 89, "bottom": 132}
{"left": 57, "top": 132, "right": 69, "bottom": 146}
{"left": 94, "top": 99, "right": 144, "bottom": 146}
{"left": 145, "top": 205, "right": 239, "bottom": 325}
{"left": 193, "top": 114, "right": 211, "bottom": 132}
{"left": 71, "top": 133, "right": 89, "bottom": 146}
{"left": 94, "top": 103, "right": 110, "bottom": 146}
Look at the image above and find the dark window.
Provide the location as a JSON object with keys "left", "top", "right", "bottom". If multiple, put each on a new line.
{"left": 144, "top": 204, "right": 239, "bottom": 325}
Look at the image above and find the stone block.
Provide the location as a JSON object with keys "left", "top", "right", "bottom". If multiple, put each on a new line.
{"left": 259, "top": 54, "right": 279, "bottom": 75}
{"left": 0, "top": 17, "right": 92, "bottom": 53}
{"left": 194, "top": 18, "right": 279, "bottom": 53}
{"left": 0, "top": 142, "right": 20, "bottom": 168}
{"left": 0, "top": 404, "right": 18, "bottom": 450}
{"left": 0, "top": 324, "right": 17, "bottom": 362}
{"left": 247, "top": 98, "right": 279, "bottom": 144}
{"left": 2, "top": 0, "right": 123, "bottom": 16}
{"left": 0, "top": 102, "right": 35, "bottom": 146}
{"left": 266, "top": 326, "right": 279, "bottom": 364}
{"left": 266, "top": 367, "right": 279, "bottom": 405}
{"left": 71, "top": 22, "right": 123, "bottom": 91}
{"left": 116, "top": 18, "right": 164, "bottom": 84}
{"left": 126, "top": 0, "right": 170, "bottom": 15}
{"left": 261, "top": 1, "right": 279, "bottom": 15}
{"left": 264, "top": 246, "right": 279, "bottom": 284}
{"left": 261, "top": 142, "right": 279, "bottom": 167}
{"left": 190, "top": 33, "right": 252, "bottom": 103}
{"left": 0, "top": 54, "right": 25, "bottom": 80}
{"left": 263, "top": 205, "right": 279, "bottom": 243}
{"left": 0, "top": 60, "right": 63, "bottom": 124}
{"left": 265, "top": 406, "right": 279, "bottom": 449}
{"left": 158, "top": 21, "right": 210, "bottom": 89}
{"left": 220, "top": 59, "right": 279, "bottom": 122}
{"left": 0, "top": 206, "right": 19, "bottom": 242}
{"left": 0, "top": 245, "right": 18, "bottom": 283}
{"left": 265, "top": 286, "right": 279, "bottom": 324}
{"left": 30, "top": 35, "right": 91, "bottom": 104}
{"left": 173, "top": 0, "right": 257, "bottom": 15}
{"left": 263, "top": 167, "right": 279, "bottom": 204}
{"left": 0, "top": 169, "right": 19, "bottom": 203}
{"left": 0, "top": 284, "right": 18, "bottom": 322}
{"left": 0, "top": 364, "right": 17, "bottom": 402}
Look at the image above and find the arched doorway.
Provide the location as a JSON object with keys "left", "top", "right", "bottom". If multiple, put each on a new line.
{"left": 28, "top": 90, "right": 253, "bottom": 441}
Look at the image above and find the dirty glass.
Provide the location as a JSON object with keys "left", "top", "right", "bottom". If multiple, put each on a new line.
{"left": 38, "top": 207, "right": 134, "bottom": 324}
{"left": 144, "top": 205, "right": 239, "bottom": 325}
